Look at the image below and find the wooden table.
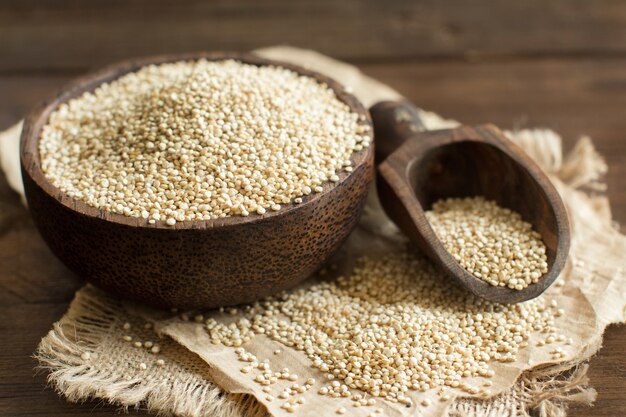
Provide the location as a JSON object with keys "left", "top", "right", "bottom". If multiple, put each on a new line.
{"left": 0, "top": 2, "right": 624, "bottom": 416}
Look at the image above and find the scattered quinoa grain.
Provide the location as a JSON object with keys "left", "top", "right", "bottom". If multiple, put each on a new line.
{"left": 205, "top": 252, "right": 563, "bottom": 400}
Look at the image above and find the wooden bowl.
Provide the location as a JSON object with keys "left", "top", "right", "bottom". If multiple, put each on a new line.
{"left": 20, "top": 52, "right": 374, "bottom": 310}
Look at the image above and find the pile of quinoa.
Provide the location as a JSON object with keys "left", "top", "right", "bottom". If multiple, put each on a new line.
{"left": 201, "top": 252, "right": 566, "bottom": 406}
{"left": 39, "top": 59, "right": 370, "bottom": 225}
{"left": 425, "top": 197, "right": 549, "bottom": 290}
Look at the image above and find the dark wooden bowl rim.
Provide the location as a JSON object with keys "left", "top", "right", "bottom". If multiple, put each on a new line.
{"left": 20, "top": 52, "right": 373, "bottom": 230}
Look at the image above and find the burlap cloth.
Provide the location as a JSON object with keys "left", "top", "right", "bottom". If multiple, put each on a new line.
{"left": 1, "top": 47, "right": 624, "bottom": 417}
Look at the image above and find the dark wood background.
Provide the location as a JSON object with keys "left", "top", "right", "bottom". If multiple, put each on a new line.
{"left": 0, "top": 1, "right": 624, "bottom": 416}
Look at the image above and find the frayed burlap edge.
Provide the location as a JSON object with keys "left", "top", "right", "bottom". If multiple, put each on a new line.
{"left": 448, "top": 362, "right": 596, "bottom": 417}
{"left": 34, "top": 125, "right": 613, "bottom": 417}
{"left": 35, "top": 285, "right": 269, "bottom": 417}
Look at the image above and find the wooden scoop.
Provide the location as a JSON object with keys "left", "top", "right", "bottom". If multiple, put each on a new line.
{"left": 371, "top": 100, "right": 570, "bottom": 303}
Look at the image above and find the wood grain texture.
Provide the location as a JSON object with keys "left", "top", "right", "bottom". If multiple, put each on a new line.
{"left": 373, "top": 115, "right": 569, "bottom": 303}
{"left": 1, "top": 0, "right": 626, "bottom": 71}
{"left": 0, "top": 14, "right": 625, "bottom": 414}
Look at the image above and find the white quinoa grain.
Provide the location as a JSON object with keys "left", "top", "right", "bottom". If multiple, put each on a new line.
{"left": 206, "top": 252, "right": 563, "bottom": 399}
{"left": 39, "top": 60, "right": 367, "bottom": 222}
{"left": 425, "top": 197, "right": 548, "bottom": 290}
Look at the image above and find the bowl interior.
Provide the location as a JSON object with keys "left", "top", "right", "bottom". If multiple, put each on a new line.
{"left": 20, "top": 52, "right": 373, "bottom": 230}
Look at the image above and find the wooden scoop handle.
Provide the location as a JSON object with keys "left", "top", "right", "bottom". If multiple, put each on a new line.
{"left": 370, "top": 100, "right": 427, "bottom": 164}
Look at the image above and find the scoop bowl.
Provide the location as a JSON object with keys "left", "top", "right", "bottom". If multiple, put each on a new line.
{"left": 372, "top": 100, "right": 569, "bottom": 303}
